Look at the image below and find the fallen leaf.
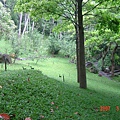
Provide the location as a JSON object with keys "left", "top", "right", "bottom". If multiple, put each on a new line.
{"left": 94, "top": 107, "right": 99, "bottom": 112}
{"left": 51, "top": 102, "right": 54, "bottom": 105}
{"left": 50, "top": 108, "right": 54, "bottom": 113}
{"left": 74, "top": 112, "right": 78, "bottom": 115}
{"left": 25, "top": 117, "right": 32, "bottom": 120}
{"left": 40, "top": 115, "right": 44, "bottom": 119}
{"left": 0, "top": 113, "right": 10, "bottom": 120}
{"left": 74, "top": 112, "right": 81, "bottom": 116}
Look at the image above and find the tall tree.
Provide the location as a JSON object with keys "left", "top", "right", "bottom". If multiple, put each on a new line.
{"left": 14, "top": 0, "right": 87, "bottom": 88}
{"left": 78, "top": 0, "right": 86, "bottom": 88}
{"left": 14, "top": 0, "right": 120, "bottom": 89}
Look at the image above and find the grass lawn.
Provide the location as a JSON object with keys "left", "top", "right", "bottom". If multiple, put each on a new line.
{"left": 0, "top": 57, "right": 120, "bottom": 120}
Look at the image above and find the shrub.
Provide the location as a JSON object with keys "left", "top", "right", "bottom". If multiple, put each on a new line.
{"left": 47, "top": 33, "right": 61, "bottom": 55}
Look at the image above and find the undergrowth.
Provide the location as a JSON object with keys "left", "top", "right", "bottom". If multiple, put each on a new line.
{"left": 0, "top": 69, "right": 120, "bottom": 120}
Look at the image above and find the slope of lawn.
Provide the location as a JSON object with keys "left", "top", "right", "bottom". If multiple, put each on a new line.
{"left": 0, "top": 57, "right": 120, "bottom": 120}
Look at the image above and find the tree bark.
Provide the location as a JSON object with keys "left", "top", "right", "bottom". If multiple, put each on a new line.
{"left": 111, "top": 42, "right": 118, "bottom": 76}
{"left": 42, "top": 20, "right": 46, "bottom": 38}
{"left": 101, "top": 45, "right": 110, "bottom": 71}
{"left": 75, "top": 0, "right": 80, "bottom": 83}
{"left": 18, "top": 12, "right": 23, "bottom": 38}
{"left": 4, "top": 56, "right": 7, "bottom": 71}
{"left": 22, "top": 14, "right": 29, "bottom": 36}
{"left": 77, "top": 0, "right": 87, "bottom": 88}
{"left": 32, "top": 21, "right": 35, "bottom": 31}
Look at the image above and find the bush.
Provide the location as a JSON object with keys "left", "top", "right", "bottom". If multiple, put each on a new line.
{"left": 47, "top": 33, "right": 61, "bottom": 55}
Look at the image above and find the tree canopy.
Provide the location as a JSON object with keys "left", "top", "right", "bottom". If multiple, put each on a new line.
{"left": 0, "top": 1, "right": 16, "bottom": 38}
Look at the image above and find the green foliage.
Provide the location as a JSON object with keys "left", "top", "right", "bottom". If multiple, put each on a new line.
{"left": 15, "top": 0, "right": 62, "bottom": 20}
{"left": 85, "top": 27, "right": 120, "bottom": 70}
{"left": 46, "top": 32, "right": 76, "bottom": 57}
{"left": 59, "top": 34, "right": 76, "bottom": 57}
{"left": 19, "top": 30, "right": 48, "bottom": 58}
{"left": 114, "top": 53, "right": 120, "bottom": 65}
{"left": 93, "top": 0, "right": 120, "bottom": 33}
{"left": 97, "top": 54, "right": 111, "bottom": 70}
{"left": 0, "top": 1, "right": 16, "bottom": 38}
{"left": 84, "top": 0, "right": 120, "bottom": 67}
{"left": 5, "top": 0, "right": 19, "bottom": 27}
{"left": 85, "top": 31, "right": 101, "bottom": 61}
{"left": 53, "top": 20, "right": 74, "bottom": 33}
{"left": 0, "top": 39, "right": 12, "bottom": 54}
{"left": 96, "top": 11, "right": 120, "bottom": 33}
{"left": 47, "top": 33, "right": 61, "bottom": 54}
{"left": 14, "top": 0, "right": 76, "bottom": 34}
{"left": 3, "top": 29, "right": 48, "bottom": 60}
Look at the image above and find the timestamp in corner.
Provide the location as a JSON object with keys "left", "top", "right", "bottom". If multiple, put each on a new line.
{"left": 100, "top": 106, "right": 120, "bottom": 112}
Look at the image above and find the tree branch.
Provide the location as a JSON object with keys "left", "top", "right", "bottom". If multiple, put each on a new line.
{"left": 59, "top": 2, "right": 75, "bottom": 15}
{"left": 82, "top": 0, "right": 91, "bottom": 7}
{"left": 83, "top": 1, "right": 103, "bottom": 16}
{"left": 71, "top": 0, "right": 76, "bottom": 6}
{"left": 58, "top": 2, "right": 75, "bottom": 25}
{"left": 62, "top": 14, "right": 76, "bottom": 26}
{"left": 98, "top": 6, "right": 120, "bottom": 10}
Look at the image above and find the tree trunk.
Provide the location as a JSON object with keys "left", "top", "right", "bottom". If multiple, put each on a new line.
{"left": 75, "top": 0, "right": 80, "bottom": 83}
{"left": 32, "top": 21, "right": 35, "bottom": 31}
{"left": 4, "top": 56, "right": 7, "bottom": 71}
{"left": 18, "top": 12, "right": 23, "bottom": 38}
{"left": 42, "top": 20, "right": 46, "bottom": 38}
{"left": 22, "top": 14, "right": 29, "bottom": 36}
{"left": 77, "top": 0, "right": 87, "bottom": 89}
{"left": 111, "top": 42, "right": 118, "bottom": 76}
{"left": 101, "top": 46, "right": 109, "bottom": 71}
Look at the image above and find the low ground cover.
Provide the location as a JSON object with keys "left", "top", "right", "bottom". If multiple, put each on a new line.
{"left": 0, "top": 57, "right": 120, "bottom": 119}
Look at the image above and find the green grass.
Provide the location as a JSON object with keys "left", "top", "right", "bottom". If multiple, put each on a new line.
{"left": 0, "top": 57, "right": 120, "bottom": 120}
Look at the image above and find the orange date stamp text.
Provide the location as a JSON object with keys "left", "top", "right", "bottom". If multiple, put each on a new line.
{"left": 100, "top": 106, "right": 120, "bottom": 112}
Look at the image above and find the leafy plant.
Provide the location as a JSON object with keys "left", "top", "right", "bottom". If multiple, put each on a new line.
{"left": 0, "top": 1, "right": 16, "bottom": 38}
{"left": 47, "top": 33, "right": 61, "bottom": 55}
